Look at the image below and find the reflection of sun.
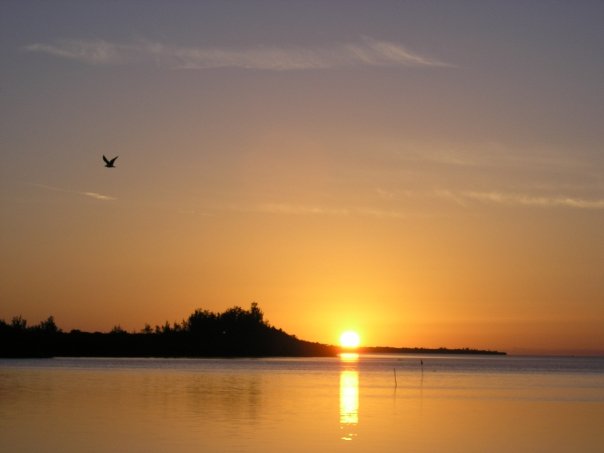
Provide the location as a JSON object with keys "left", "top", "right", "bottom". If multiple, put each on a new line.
{"left": 340, "top": 331, "right": 361, "bottom": 349}
{"left": 340, "top": 370, "right": 359, "bottom": 429}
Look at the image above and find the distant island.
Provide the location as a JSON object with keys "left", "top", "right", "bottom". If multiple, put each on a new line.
{"left": 0, "top": 303, "right": 505, "bottom": 358}
{"left": 358, "top": 346, "right": 505, "bottom": 356}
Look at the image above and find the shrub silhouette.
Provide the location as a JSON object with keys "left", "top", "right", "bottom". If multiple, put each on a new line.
{"left": 0, "top": 303, "right": 337, "bottom": 358}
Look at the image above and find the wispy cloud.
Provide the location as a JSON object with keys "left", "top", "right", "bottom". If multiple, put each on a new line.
{"left": 82, "top": 191, "right": 116, "bottom": 201}
{"left": 399, "top": 141, "right": 591, "bottom": 171}
{"left": 32, "top": 183, "right": 115, "bottom": 201}
{"left": 254, "top": 203, "right": 350, "bottom": 216}
{"left": 461, "top": 191, "right": 604, "bottom": 209}
{"left": 228, "top": 202, "right": 411, "bottom": 219}
{"left": 375, "top": 187, "right": 396, "bottom": 200}
{"left": 379, "top": 187, "right": 604, "bottom": 210}
{"left": 427, "top": 189, "right": 604, "bottom": 210}
{"left": 25, "top": 40, "right": 124, "bottom": 65}
{"left": 24, "top": 37, "right": 452, "bottom": 70}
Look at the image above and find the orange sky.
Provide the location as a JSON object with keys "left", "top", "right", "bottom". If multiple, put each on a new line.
{"left": 1, "top": 2, "right": 603, "bottom": 355}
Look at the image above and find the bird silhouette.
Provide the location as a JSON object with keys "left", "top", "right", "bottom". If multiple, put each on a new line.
{"left": 103, "top": 155, "right": 118, "bottom": 168}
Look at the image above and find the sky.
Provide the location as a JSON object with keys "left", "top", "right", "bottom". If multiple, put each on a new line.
{"left": 1, "top": 1, "right": 603, "bottom": 355}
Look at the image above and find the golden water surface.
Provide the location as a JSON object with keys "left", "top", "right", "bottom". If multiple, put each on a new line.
{"left": 1, "top": 356, "right": 603, "bottom": 452}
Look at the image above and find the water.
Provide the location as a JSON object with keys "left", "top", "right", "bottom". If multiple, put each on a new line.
{"left": 1, "top": 355, "right": 603, "bottom": 452}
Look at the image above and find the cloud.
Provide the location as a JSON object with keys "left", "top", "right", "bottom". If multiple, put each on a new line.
{"left": 32, "top": 183, "right": 115, "bottom": 201}
{"left": 257, "top": 203, "right": 349, "bottom": 215}
{"left": 375, "top": 187, "right": 396, "bottom": 200}
{"left": 24, "top": 37, "right": 452, "bottom": 70}
{"left": 459, "top": 191, "right": 604, "bottom": 209}
{"left": 401, "top": 142, "right": 590, "bottom": 171}
{"left": 82, "top": 191, "right": 116, "bottom": 201}
{"left": 432, "top": 189, "right": 471, "bottom": 207}
{"left": 227, "top": 202, "right": 412, "bottom": 219}
{"left": 355, "top": 207, "right": 408, "bottom": 219}
{"left": 226, "top": 191, "right": 604, "bottom": 220}
{"left": 24, "top": 40, "right": 124, "bottom": 65}
{"left": 229, "top": 202, "right": 349, "bottom": 216}
{"left": 386, "top": 187, "right": 604, "bottom": 210}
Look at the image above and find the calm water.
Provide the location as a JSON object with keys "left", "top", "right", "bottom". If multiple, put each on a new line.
{"left": 1, "top": 355, "right": 603, "bottom": 452}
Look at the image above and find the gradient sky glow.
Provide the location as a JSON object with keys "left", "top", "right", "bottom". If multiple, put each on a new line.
{"left": 1, "top": 1, "right": 603, "bottom": 354}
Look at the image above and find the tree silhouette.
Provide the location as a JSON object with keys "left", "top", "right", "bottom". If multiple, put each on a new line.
{"left": 37, "top": 316, "right": 60, "bottom": 334}
{"left": 0, "top": 303, "right": 505, "bottom": 358}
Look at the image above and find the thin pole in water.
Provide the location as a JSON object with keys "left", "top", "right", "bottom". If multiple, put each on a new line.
{"left": 393, "top": 368, "right": 398, "bottom": 387}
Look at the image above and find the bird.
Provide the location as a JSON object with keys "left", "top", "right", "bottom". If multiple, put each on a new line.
{"left": 103, "top": 155, "right": 118, "bottom": 168}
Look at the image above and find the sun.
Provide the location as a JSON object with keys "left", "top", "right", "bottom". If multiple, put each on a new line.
{"left": 340, "top": 331, "right": 361, "bottom": 349}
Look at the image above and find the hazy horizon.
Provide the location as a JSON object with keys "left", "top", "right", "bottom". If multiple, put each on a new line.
{"left": 1, "top": 1, "right": 603, "bottom": 356}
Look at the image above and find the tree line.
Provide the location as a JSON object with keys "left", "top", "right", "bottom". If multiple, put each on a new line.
{"left": 0, "top": 303, "right": 338, "bottom": 358}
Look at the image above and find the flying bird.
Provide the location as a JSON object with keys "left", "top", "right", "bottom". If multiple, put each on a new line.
{"left": 103, "top": 155, "right": 118, "bottom": 168}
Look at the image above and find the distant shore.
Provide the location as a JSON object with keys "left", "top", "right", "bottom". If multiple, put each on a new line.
{"left": 1, "top": 304, "right": 506, "bottom": 358}
{"left": 358, "top": 346, "right": 506, "bottom": 356}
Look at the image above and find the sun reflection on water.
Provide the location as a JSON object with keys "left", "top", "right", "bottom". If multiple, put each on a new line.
{"left": 339, "top": 359, "right": 359, "bottom": 441}
{"left": 339, "top": 352, "right": 359, "bottom": 362}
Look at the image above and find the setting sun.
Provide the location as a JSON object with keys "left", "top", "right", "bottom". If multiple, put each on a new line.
{"left": 339, "top": 331, "right": 361, "bottom": 349}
